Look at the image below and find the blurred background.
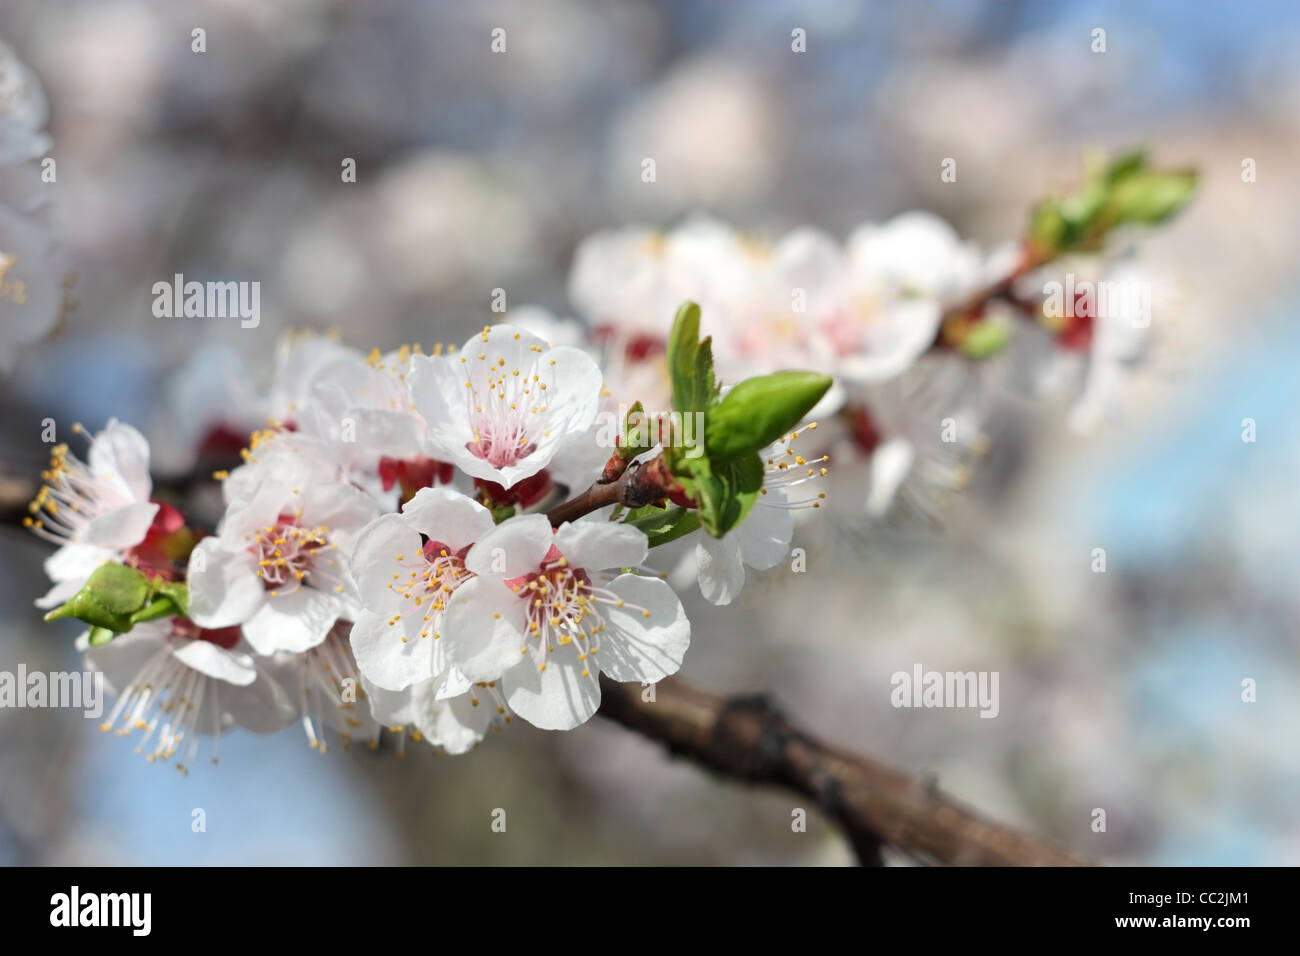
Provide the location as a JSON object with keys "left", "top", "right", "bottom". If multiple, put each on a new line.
{"left": 2, "top": 0, "right": 1299, "bottom": 864}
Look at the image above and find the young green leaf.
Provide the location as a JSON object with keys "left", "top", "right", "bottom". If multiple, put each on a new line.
{"left": 705, "top": 371, "right": 832, "bottom": 461}
{"left": 625, "top": 504, "right": 703, "bottom": 548}
{"left": 1106, "top": 169, "right": 1198, "bottom": 225}
{"left": 667, "top": 301, "right": 703, "bottom": 414}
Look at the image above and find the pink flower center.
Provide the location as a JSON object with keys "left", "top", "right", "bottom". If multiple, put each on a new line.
{"left": 380, "top": 540, "right": 473, "bottom": 641}
{"left": 250, "top": 513, "right": 333, "bottom": 594}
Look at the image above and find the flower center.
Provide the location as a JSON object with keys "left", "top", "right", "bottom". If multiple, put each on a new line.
{"left": 459, "top": 335, "right": 558, "bottom": 469}
{"left": 505, "top": 546, "right": 650, "bottom": 678}
{"left": 382, "top": 540, "right": 472, "bottom": 642}
{"left": 251, "top": 514, "right": 334, "bottom": 595}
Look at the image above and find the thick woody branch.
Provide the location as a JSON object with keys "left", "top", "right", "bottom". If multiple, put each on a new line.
{"left": 597, "top": 675, "right": 1088, "bottom": 867}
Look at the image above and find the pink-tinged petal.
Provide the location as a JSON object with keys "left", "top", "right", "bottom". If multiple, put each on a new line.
{"left": 399, "top": 486, "right": 494, "bottom": 550}
{"left": 187, "top": 540, "right": 265, "bottom": 627}
{"left": 171, "top": 637, "right": 258, "bottom": 686}
{"left": 242, "top": 587, "right": 339, "bottom": 654}
{"left": 464, "top": 513, "right": 554, "bottom": 577}
{"left": 350, "top": 514, "right": 422, "bottom": 610}
{"left": 82, "top": 501, "right": 159, "bottom": 550}
{"left": 504, "top": 657, "right": 601, "bottom": 730}
{"left": 596, "top": 574, "right": 690, "bottom": 682}
{"left": 349, "top": 608, "right": 437, "bottom": 692}
{"left": 696, "top": 535, "right": 745, "bottom": 606}
{"left": 441, "top": 577, "right": 528, "bottom": 682}
{"left": 88, "top": 419, "right": 153, "bottom": 501}
{"left": 43, "top": 542, "right": 109, "bottom": 584}
{"left": 554, "top": 520, "right": 648, "bottom": 572}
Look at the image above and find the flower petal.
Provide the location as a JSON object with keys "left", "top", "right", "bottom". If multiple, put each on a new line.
{"left": 504, "top": 657, "right": 601, "bottom": 730}
{"left": 35, "top": 576, "right": 85, "bottom": 609}
{"left": 399, "top": 486, "right": 495, "bottom": 551}
{"left": 350, "top": 514, "right": 422, "bottom": 611}
{"left": 441, "top": 577, "right": 528, "bottom": 682}
{"left": 299, "top": 481, "right": 380, "bottom": 550}
{"left": 464, "top": 513, "right": 554, "bottom": 577}
{"left": 554, "top": 519, "right": 648, "bottom": 572}
{"left": 82, "top": 501, "right": 159, "bottom": 550}
{"left": 187, "top": 540, "right": 265, "bottom": 627}
{"left": 416, "top": 687, "right": 496, "bottom": 754}
{"left": 172, "top": 637, "right": 258, "bottom": 686}
{"left": 81, "top": 621, "right": 170, "bottom": 694}
{"left": 733, "top": 497, "right": 793, "bottom": 570}
{"left": 88, "top": 419, "right": 153, "bottom": 501}
{"left": 595, "top": 574, "right": 690, "bottom": 682}
{"left": 242, "top": 587, "right": 338, "bottom": 654}
{"left": 349, "top": 608, "right": 438, "bottom": 691}
{"left": 218, "top": 670, "right": 299, "bottom": 733}
{"left": 696, "top": 535, "right": 745, "bottom": 606}
{"left": 43, "top": 542, "right": 109, "bottom": 584}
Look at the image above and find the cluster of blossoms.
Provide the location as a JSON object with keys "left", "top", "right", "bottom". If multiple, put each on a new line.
{"left": 31, "top": 317, "right": 802, "bottom": 769}
{"left": 552, "top": 209, "right": 1176, "bottom": 521}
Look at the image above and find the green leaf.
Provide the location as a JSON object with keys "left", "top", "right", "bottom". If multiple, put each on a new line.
{"left": 1103, "top": 149, "right": 1149, "bottom": 186}
{"left": 686, "top": 452, "right": 764, "bottom": 538}
{"left": 1028, "top": 199, "right": 1067, "bottom": 256}
{"left": 682, "top": 455, "right": 724, "bottom": 537}
{"left": 722, "top": 453, "right": 764, "bottom": 534}
{"left": 1026, "top": 151, "right": 1197, "bottom": 258}
{"left": 1106, "top": 169, "right": 1198, "bottom": 225}
{"left": 705, "top": 371, "right": 832, "bottom": 460}
{"left": 667, "top": 301, "right": 703, "bottom": 414}
{"left": 625, "top": 504, "right": 702, "bottom": 548}
{"left": 693, "top": 335, "right": 718, "bottom": 412}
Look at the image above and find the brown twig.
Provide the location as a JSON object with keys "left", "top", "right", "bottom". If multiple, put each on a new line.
{"left": 597, "top": 675, "right": 1087, "bottom": 866}
{"left": 546, "top": 456, "right": 675, "bottom": 526}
